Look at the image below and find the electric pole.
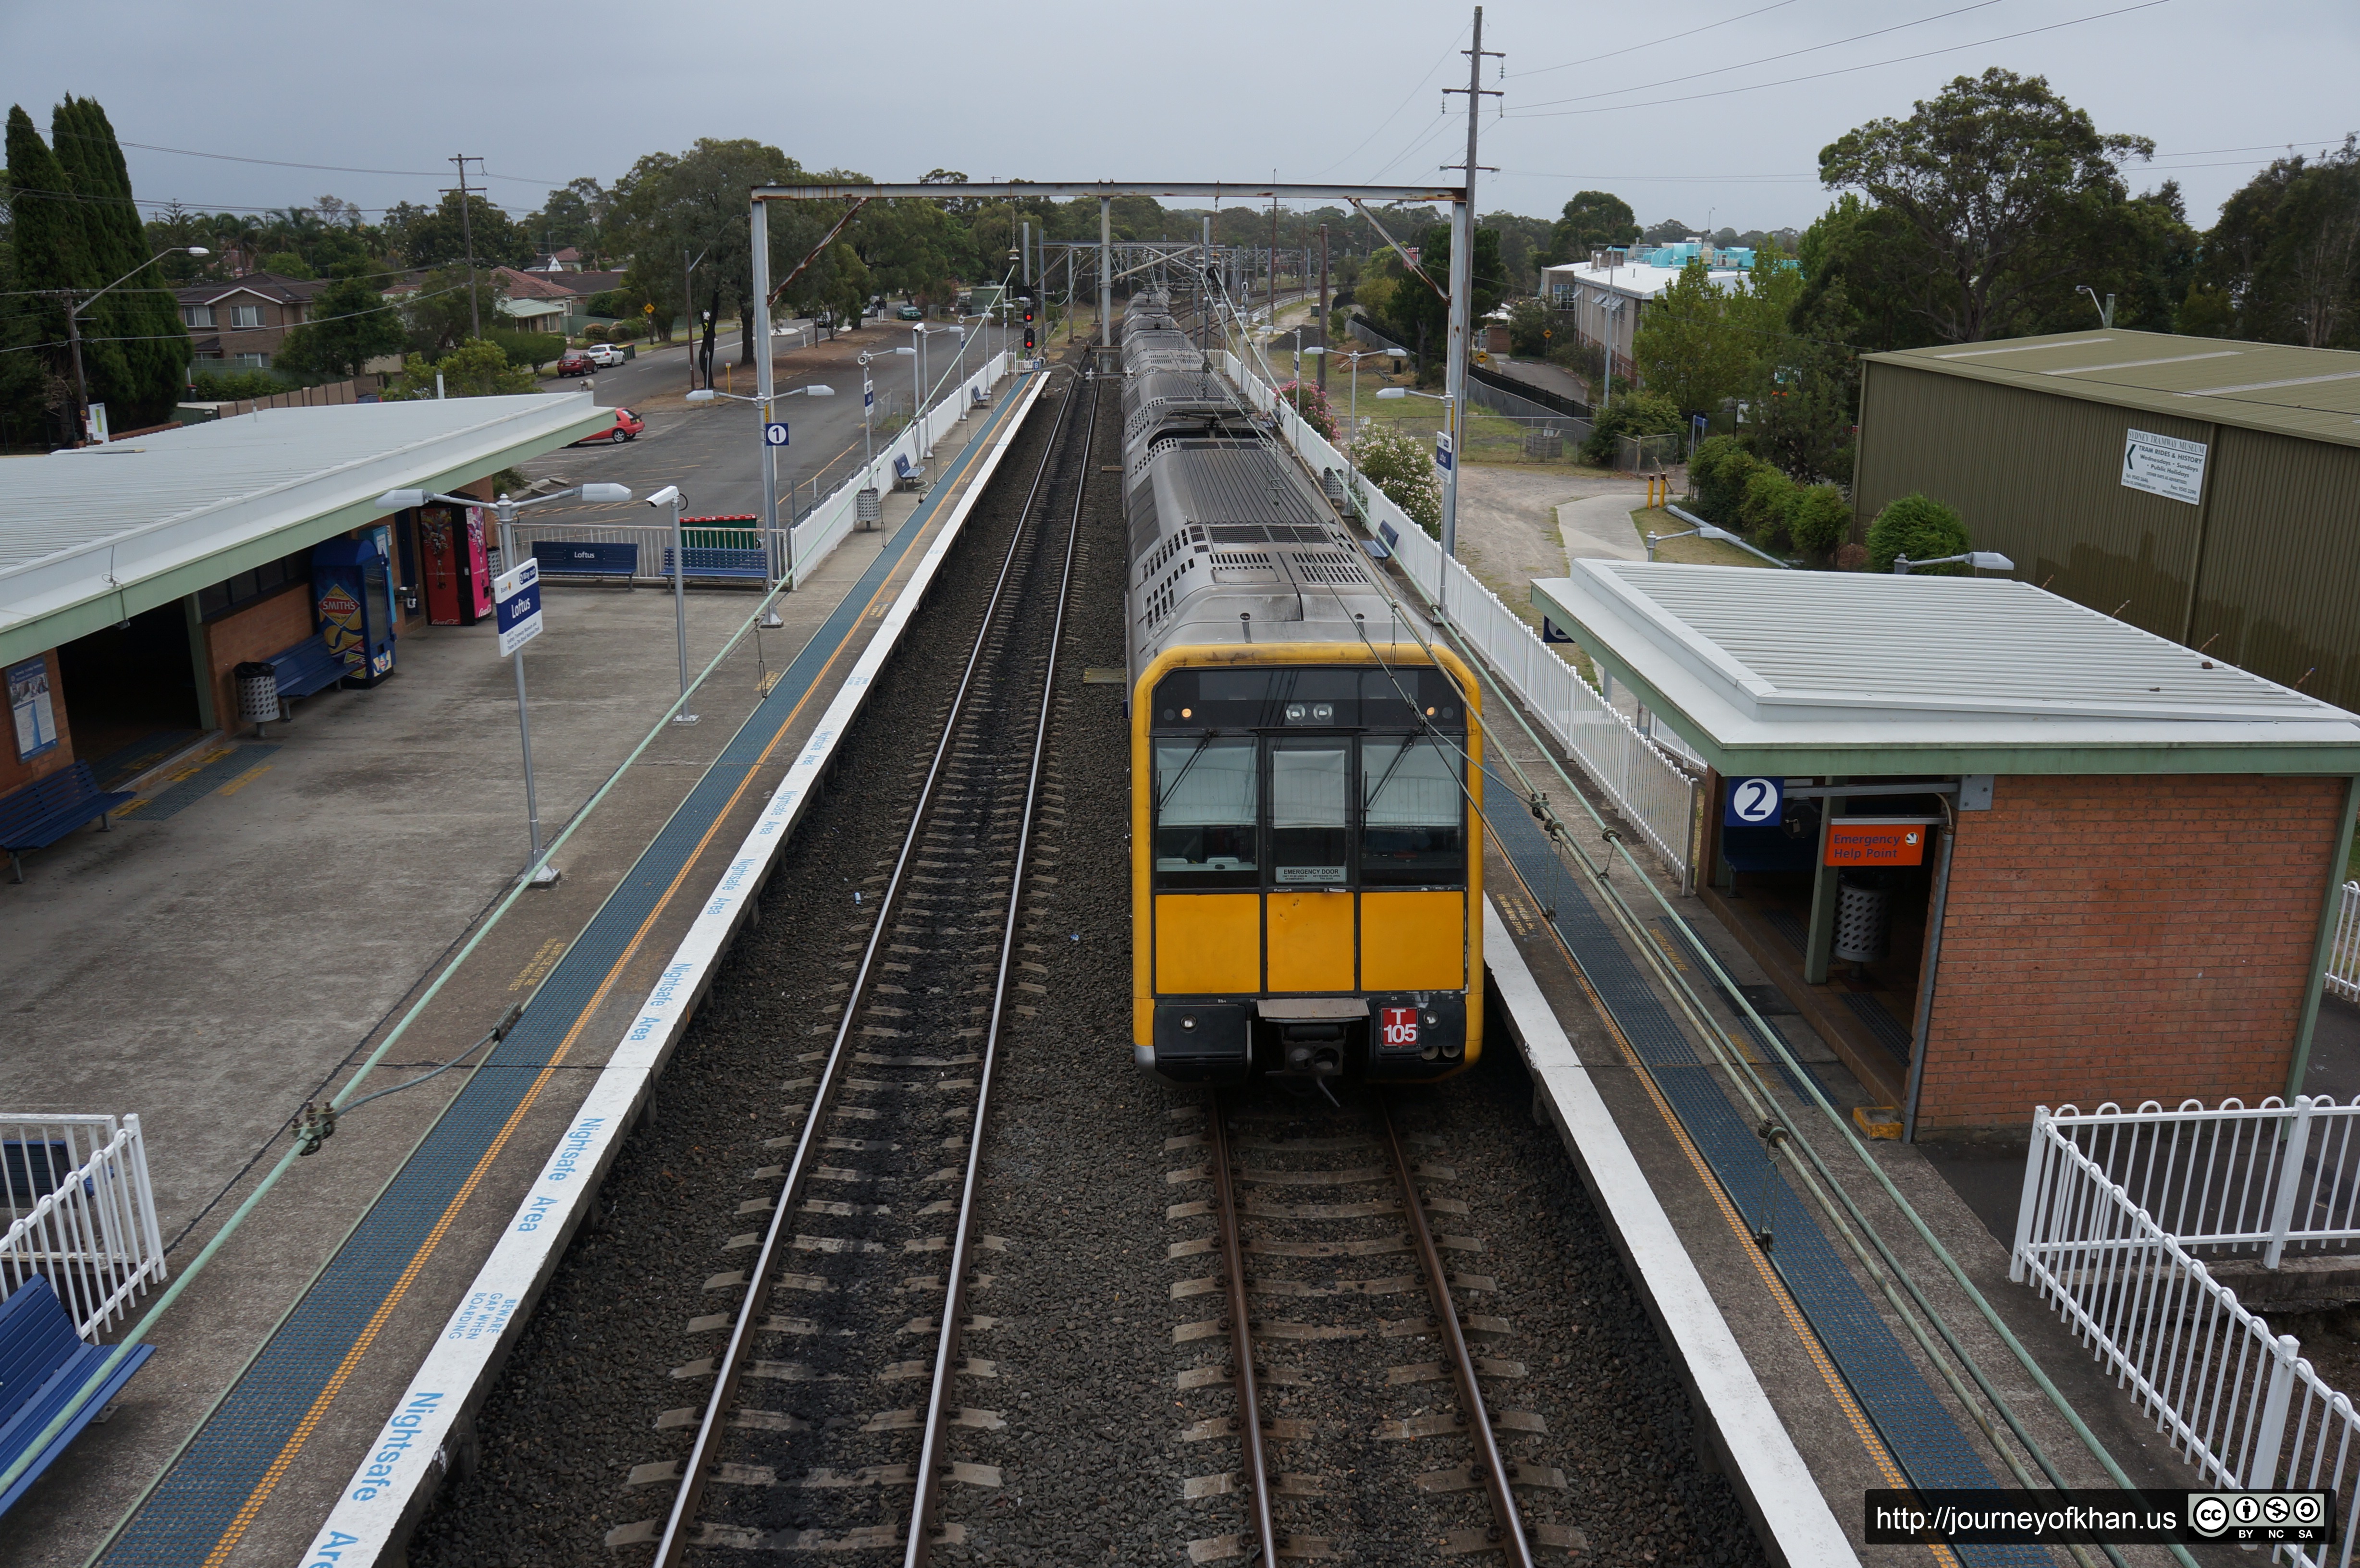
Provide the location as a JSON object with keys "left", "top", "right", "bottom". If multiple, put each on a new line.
{"left": 450, "top": 154, "right": 484, "bottom": 340}
{"left": 1317, "top": 224, "right": 1330, "bottom": 396}
{"left": 1439, "top": 8, "right": 1502, "bottom": 566}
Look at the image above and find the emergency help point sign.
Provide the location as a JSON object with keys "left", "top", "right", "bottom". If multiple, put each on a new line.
{"left": 1825, "top": 818, "right": 1929, "bottom": 867}
{"left": 2123, "top": 428, "right": 2207, "bottom": 505}
{"left": 494, "top": 559, "right": 543, "bottom": 656}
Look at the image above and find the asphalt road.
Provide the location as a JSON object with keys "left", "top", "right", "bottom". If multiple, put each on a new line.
{"left": 517, "top": 309, "right": 1014, "bottom": 532}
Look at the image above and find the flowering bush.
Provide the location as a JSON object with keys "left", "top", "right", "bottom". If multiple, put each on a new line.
{"left": 1350, "top": 422, "right": 1443, "bottom": 539}
{"left": 1277, "top": 379, "right": 1338, "bottom": 442}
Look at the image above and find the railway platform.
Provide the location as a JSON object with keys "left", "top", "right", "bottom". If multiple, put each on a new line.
{"left": 1474, "top": 699, "right": 2240, "bottom": 1565}
{"left": 3, "top": 370, "right": 1046, "bottom": 1568}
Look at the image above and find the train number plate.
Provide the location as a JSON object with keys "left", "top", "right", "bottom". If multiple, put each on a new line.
{"left": 1381, "top": 1007, "right": 1420, "bottom": 1049}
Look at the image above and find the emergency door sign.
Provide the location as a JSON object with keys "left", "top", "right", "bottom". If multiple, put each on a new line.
{"left": 1825, "top": 818, "right": 1929, "bottom": 867}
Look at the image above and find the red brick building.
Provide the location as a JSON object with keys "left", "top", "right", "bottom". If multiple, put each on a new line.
{"left": 1533, "top": 561, "right": 2360, "bottom": 1137}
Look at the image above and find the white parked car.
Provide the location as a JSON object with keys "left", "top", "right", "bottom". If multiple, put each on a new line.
{"left": 586, "top": 343, "right": 627, "bottom": 368}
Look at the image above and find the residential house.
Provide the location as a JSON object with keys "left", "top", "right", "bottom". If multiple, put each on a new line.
{"left": 177, "top": 274, "right": 329, "bottom": 371}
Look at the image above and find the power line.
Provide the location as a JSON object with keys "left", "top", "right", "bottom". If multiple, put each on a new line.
{"left": 1510, "top": 0, "right": 1799, "bottom": 79}
{"left": 1513, "top": 0, "right": 2003, "bottom": 111}
{"left": 59, "top": 130, "right": 567, "bottom": 187}
{"left": 1314, "top": 22, "right": 1473, "bottom": 178}
{"left": 1503, "top": 0, "right": 2172, "bottom": 121}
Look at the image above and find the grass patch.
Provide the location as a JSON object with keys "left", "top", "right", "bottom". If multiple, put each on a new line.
{"left": 1627, "top": 506, "right": 1781, "bottom": 569}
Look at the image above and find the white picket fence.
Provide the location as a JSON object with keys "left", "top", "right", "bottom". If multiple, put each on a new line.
{"left": 512, "top": 352, "right": 1013, "bottom": 591}
{"left": 1, "top": 1114, "right": 167, "bottom": 1341}
{"left": 1217, "top": 351, "right": 1700, "bottom": 885}
{"left": 2014, "top": 1099, "right": 2360, "bottom": 1565}
{"left": 2330, "top": 882, "right": 2360, "bottom": 1003}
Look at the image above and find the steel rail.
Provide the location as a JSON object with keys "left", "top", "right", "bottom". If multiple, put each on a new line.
{"left": 1380, "top": 1100, "right": 1537, "bottom": 1568}
{"left": 1205, "top": 1094, "right": 1281, "bottom": 1567}
{"left": 650, "top": 368, "right": 1082, "bottom": 1568}
{"left": 902, "top": 369, "right": 1101, "bottom": 1568}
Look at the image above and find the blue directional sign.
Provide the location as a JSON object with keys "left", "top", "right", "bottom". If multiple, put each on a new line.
{"left": 863, "top": 380, "right": 874, "bottom": 412}
{"left": 1724, "top": 776, "right": 1784, "bottom": 827}
{"left": 493, "top": 559, "right": 543, "bottom": 656}
{"left": 763, "top": 421, "right": 789, "bottom": 447}
{"left": 1434, "top": 430, "right": 1454, "bottom": 472}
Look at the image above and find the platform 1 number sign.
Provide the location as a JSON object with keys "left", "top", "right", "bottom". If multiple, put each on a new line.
{"left": 1724, "top": 776, "right": 1783, "bottom": 827}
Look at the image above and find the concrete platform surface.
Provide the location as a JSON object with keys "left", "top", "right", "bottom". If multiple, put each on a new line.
{"left": 0, "top": 381, "right": 1030, "bottom": 1568}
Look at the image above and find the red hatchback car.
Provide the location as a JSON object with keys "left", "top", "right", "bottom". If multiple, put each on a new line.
{"left": 572, "top": 407, "right": 643, "bottom": 445}
{"left": 556, "top": 350, "right": 593, "bottom": 377}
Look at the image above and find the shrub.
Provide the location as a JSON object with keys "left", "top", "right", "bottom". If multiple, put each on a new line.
{"left": 1686, "top": 433, "right": 1760, "bottom": 525}
{"left": 1350, "top": 422, "right": 1443, "bottom": 539}
{"left": 1507, "top": 297, "right": 1550, "bottom": 356}
{"left": 1788, "top": 483, "right": 1852, "bottom": 556}
{"left": 1865, "top": 492, "right": 1971, "bottom": 574}
{"left": 488, "top": 330, "right": 567, "bottom": 371}
{"left": 1581, "top": 390, "right": 1683, "bottom": 467}
{"left": 1739, "top": 467, "right": 1799, "bottom": 547}
{"left": 1834, "top": 542, "right": 1869, "bottom": 572}
{"left": 381, "top": 340, "right": 540, "bottom": 400}
{"left": 188, "top": 368, "right": 282, "bottom": 402}
{"left": 582, "top": 322, "right": 611, "bottom": 343}
{"left": 607, "top": 318, "right": 640, "bottom": 341}
{"left": 1277, "top": 380, "right": 1337, "bottom": 442}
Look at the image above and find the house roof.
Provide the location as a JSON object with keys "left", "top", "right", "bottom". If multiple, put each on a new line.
{"left": 0, "top": 393, "right": 611, "bottom": 667}
{"left": 1538, "top": 259, "right": 1747, "bottom": 304}
{"left": 1530, "top": 560, "right": 2360, "bottom": 775}
{"left": 1865, "top": 328, "right": 2360, "bottom": 451}
{"left": 493, "top": 266, "right": 580, "bottom": 302}
{"left": 533, "top": 269, "right": 625, "bottom": 298}
{"left": 176, "top": 273, "right": 332, "bottom": 307}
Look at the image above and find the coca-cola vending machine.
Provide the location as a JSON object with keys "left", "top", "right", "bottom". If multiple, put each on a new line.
{"left": 418, "top": 504, "right": 492, "bottom": 625}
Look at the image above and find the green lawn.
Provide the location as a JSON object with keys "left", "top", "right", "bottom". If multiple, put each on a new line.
{"left": 1627, "top": 506, "right": 1781, "bottom": 569}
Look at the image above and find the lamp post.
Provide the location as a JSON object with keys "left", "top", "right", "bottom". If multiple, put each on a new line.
{"left": 374, "top": 481, "right": 632, "bottom": 885}
{"left": 859, "top": 345, "right": 917, "bottom": 497}
{"left": 62, "top": 245, "right": 209, "bottom": 443}
{"left": 687, "top": 382, "right": 835, "bottom": 602}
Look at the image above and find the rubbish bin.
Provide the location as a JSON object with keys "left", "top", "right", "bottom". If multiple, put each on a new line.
{"left": 1321, "top": 468, "right": 1348, "bottom": 507}
{"left": 1834, "top": 872, "right": 1891, "bottom": 965}
{"left": 856, "top": 487, "right": 882, "bottom": 529}
{"left": 235, "top": 661, "right": 280, "bottom": 735}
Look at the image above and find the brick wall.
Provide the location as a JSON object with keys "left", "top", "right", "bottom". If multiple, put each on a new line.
{"left": 1918, "top": 773, "right": 2350, "bottom": 1132}
{"left": 0, "top": 651, "right": 74, "bottom": 795}
{"left": 204, "top": 588, "right": 318, "bottom": 735}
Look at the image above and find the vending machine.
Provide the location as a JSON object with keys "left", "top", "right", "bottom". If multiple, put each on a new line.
{"left": 312, "top": 534, "right": 397, "bottom": 685}
{"left": 418, "top": 504, "right": 493, "bottom": 625}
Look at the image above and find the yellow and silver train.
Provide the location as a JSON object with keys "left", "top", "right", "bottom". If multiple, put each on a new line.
{"left": 1120, "top": 294, "right": 1483, "bottom": 1090}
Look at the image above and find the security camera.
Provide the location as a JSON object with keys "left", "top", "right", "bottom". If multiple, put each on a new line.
{"left": 646, "top": 485, "right": 681, "bottom": 508}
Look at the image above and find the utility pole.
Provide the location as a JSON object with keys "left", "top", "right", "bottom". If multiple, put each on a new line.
{"left": 1099, "top": 196, "right": 1112, "bottom": 349}
{"left": 1317, "top": 223, "right": 1330, "bottom": 396}
{"left": 1439, "top": 7, "right": 1502, "bottom": 567}
{"left": 450, "top": 155, "right": 483, "bottom": 340}
{"left": 1268, "top": 189, "right": 1279, "bottom": 328}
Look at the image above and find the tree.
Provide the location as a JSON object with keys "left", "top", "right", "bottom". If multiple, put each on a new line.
{"left": 381, "top": 339, "right": 537, "bottom": 400}
{"left": 1818, "top": 69, "right": 2155, "bottom": 343}
{"left": 526, "top": 177, "right": 611, "bottom": 262}
{"left": 5, "top": 104, "right": 99, "bottom": 442}
{"left": 1351, "top": 424, "right": 1442, "bottom": 538}
{"left": 1631, "top": 258, "right": 1748, "bottom": 416}
{"left": 1481, "top": 211, "right": 1554, "bottom": 291}
{"left": 51, "top": 97, "right": 189, "bottom": 428}
{"left": 1581, "top": 392, "right": 1682, "bottom": 468}
{"left": 260, "top": 251, "right": 318, "bottom": 280}
{"left": 609, "top": 139, "right": 806, "bottom": 372}
{"left": 276, "top": 273, "right": 405, "bottom": 378}
{"left": 2198, "top": 138, "right": 2360, "bottom": 347}
{"left": 387, "top": 190, "right": 530, "bottom": 271}
{"left": 402, "top": 265, "right": 504, "bottom": 355}
{"left": 1641, "top": 218, "right": 1692, "bottom": 245}
{"left": 1545, "top": 192, "right": 1639, "bottom": 267}
{"left": 1866, "top": 493, "right": 1971, "bottom": 573}
{"left": 1383, "top": 223, "right": 1506, "bottom": 377}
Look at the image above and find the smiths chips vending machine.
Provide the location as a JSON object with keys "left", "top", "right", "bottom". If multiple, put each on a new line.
{"left": 312, "top": 534, "right": 397, "bottom": 685}
{"left": 419, "top": 504, "right": 492, "bottom": 625}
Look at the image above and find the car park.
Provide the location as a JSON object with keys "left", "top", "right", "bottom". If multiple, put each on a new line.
{"left": 570, "top": 407, "right": 643, "bottom": 445}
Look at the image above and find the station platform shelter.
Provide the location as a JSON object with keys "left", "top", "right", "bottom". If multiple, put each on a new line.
{"left": 1533, "top": 560, "right": 2360, "bottom": 1137}
{"left": 0, "top": 393, "right": 610, "bottom": 814}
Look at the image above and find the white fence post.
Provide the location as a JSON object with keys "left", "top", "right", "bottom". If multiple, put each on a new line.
{"left": 2265, "top": 1095, "right": 2317, "bottom": 1269}
{"left": 2012, "top": 1106, "right": 2051, "bottom": 1283}
{"left": 2248, "top": 1333, "right": 2301, "bottom": 1489}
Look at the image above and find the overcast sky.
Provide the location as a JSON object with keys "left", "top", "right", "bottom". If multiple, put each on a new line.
{"left": 4, "top": 0, "right": 2354, "bottom": 238}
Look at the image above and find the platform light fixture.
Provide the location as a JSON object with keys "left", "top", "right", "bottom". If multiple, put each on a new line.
{"left": 1893, "top": 551, "right": 2015, "bottom": 575}
{"left": 645, "top": 486, "right": 697, "bottom": 724}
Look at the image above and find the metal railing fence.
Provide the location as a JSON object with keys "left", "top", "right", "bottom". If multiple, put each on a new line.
{"left": 2330, "top": 882, "right": 2360, "bottom": 1003}
{"left": 2014, "top": 1102, "right": 2360, "bottom": 1565}
{"left": 1221, "top": 350, "right": 1699, "bottom": 885}
{"left": 1, "top": 1114, "right": 167, "bottom": 1341}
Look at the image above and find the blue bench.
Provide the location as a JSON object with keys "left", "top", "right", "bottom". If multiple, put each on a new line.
{"left": 0, "top": 1277, "right": 152, "bottom": 1518}
{"left": 659, "top": 547, "right": 769, "bottom": 581}
{"left": 263, "top": 635, "right": 351, "bottom": 709}
{"left": 1720, "top": 824, "right": 1818, "bottom": 874}
{"left": 0, "top": 762, "right": 133, "bottom": 883}
{"left": 893, "top": 453, "right": 929, "bottom": 494}
{"left": 533, "top": 540, "right": 639, "bottom": 584}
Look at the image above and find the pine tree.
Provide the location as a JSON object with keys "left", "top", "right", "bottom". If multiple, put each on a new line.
{"left": 52, "top": 97, "right": 187, "bottom": 426}
{"left": 6, "top": 104, "right": 119, "bottom": 440}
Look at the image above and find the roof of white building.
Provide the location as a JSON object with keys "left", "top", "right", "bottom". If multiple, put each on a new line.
{"left": 0, "top": 393, "right": 610, "bottom": 665}
{"left": 1538, "top": 260, "right": 1749, "bottom": 302}
{"left": 1531, "top": 560, "right": 2360, "bottom": 774}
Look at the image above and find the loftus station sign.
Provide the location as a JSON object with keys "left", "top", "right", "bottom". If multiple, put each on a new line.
{"left": 1825, "top": 817, "right": 1935, "bottom": 867}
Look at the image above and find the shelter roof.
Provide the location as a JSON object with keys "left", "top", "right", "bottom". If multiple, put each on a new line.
{"left": 1866, "top": 328, "right": 2360, "bottom": 449}
{"left": 0, "top": 394, "right": 609, "bottom": 666}
{"left": 1531, "top": 560, "right": 2360, "bottom": 775}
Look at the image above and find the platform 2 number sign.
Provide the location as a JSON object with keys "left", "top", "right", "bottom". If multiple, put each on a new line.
{"left": 8, "top": 657, "right": 57, "bottom": 762}
{"left": 1724, "top": 776, "right": 1782, "bottom": 827}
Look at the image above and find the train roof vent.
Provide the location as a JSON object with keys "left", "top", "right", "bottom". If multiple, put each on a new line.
{"left": 1212, "top": 551, "right": 1276, "bottom": 571}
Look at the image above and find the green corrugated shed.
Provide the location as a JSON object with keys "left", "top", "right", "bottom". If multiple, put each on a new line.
{"left": 1853, "top": 329, "right": 2360, "bottom": 713}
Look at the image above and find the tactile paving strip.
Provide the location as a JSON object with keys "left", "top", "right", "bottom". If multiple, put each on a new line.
{"left": 96, "top": 391, "right": 1031, "bottom": 1568}
{"left": 1485, "top": 763, "right": 2047, "bottom": 1567}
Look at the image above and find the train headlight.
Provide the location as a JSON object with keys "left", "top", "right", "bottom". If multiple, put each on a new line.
{"left": 1180, "top": 1014, "right": 1198, "bottom": 1030}
{"left": 1282, "top": 702, "right": 1335, "bottom": 725}
{"left": 1284, "top": 703, "right": 1306, "bottom": 723}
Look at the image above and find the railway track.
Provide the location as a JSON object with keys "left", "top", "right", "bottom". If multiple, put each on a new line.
{"left": 642, "top": 367, "right": 1097, "bottom": 1566}
{"left": 1176, "top": 1091, "right": 1586, "bottom": 1564}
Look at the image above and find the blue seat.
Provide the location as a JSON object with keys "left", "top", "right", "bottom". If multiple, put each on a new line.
{"left": 893, "top": 453, "right": 929, "bottom": 493}
{"left": 1720, "top": 824, "right": 1818, "bottom": 874}
{"left": 0, "top": 762, "right": 133, "bottom": 883}
{"left": 263, "top": 635, "right": 351, "bottom": 705}
{"left": 658, "top": 547, "right": 768, "bottom": 581}
{"left": 533, "top": 540, "right": 639, "bottom": 582}
{"left": 0, "top": 1277, "right": 152, "bottom": 1518}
